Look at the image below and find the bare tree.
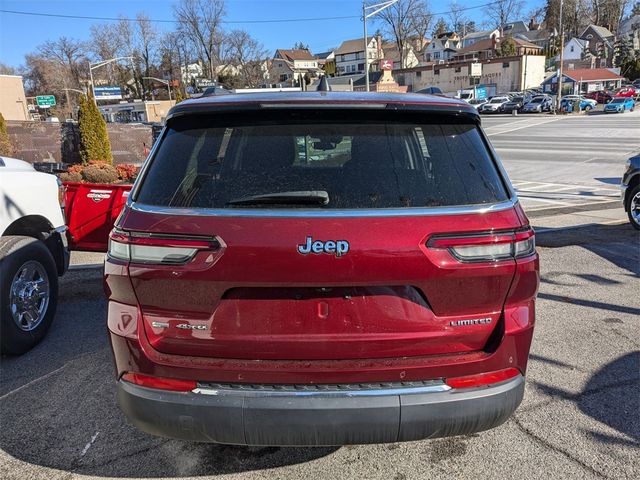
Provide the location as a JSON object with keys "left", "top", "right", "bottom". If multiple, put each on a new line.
{"left": 135, "top": 13, "right": 158, "bottom": 99}
{"left": 448, "top": 1, "right": 467, "bottom": 35}
{"left": 226, "top": 30, "right": 269, "bottom": 87}
{"left": 39, "top": 37, "right": 88, "bottom": 87}
{"left": 36, "top": 37, "right": 88, "bottom": 118}
{"left": 173, "top": 0, "right": 226, "bottom": 79}
{"left": 375, "top": 0, "right": 433, "bottom": 68}
{"left": 483, "top": 0, "right": 525, "bottom": 33}
{"left": 0, "top": 63, "right": 17, "bottom": 75}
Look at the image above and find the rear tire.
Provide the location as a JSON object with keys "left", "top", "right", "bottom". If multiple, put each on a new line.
{"left": 627, "top": 185, "right": 640, "bottom": 231}
{"left": 0, "top": 236, "right": 59, "bottom": 355}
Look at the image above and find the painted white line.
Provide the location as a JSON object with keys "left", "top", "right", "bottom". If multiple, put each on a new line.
{"left": 80, "top": 432, "right": 100, "bottom": 457}
{"left": 534, "top": 219, "right": 627, "bottom": 232}
{"left": 512, "top": 179, "right": 621, "bottom": 189}
{"left": 516, "top": 183, "right": 561, "bottom": 192}
{"left": 486, "top": 118, "right": 561, "bottom": 136}
{"left": 518, "top": 197, "right": 574, "bottom": 206}
{"left": 0, "top": 365, "right": 68, "bottom": 401}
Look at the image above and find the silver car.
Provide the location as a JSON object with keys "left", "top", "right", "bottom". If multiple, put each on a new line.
{"left": 522, "top": 95, "right": 553, "bottom": 113}
{"left": 478, "top": 96, "right": 510, "bottom": 114}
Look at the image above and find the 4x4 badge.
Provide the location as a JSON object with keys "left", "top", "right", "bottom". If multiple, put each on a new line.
{"left": 298, "top": 236, "right": 349, "bottom": 257}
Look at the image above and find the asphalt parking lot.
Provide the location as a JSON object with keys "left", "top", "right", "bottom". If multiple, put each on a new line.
{"left": 1, "top": 109, "right": 639, "bottom": 480}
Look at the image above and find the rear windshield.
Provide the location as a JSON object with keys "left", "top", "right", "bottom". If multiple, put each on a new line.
{"left": 135, "top": 110, "right": 508, "bottom": 210}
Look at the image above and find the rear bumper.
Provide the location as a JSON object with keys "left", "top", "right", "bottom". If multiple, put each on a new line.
{"left": 117, "top": 374, "right": 524, "bottom": 446}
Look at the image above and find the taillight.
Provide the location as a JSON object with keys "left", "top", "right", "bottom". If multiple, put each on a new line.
{"left": 121, "top": 372, "right": 196, "bottom": 392}
{"left": 446, "top": 368, "right": 521, "bottom": 389}
{"left": 427, "top": 228, "right": 535, "bottom": 263}
{"left": 108, "top": 229, "right": 219, "bottom": 264}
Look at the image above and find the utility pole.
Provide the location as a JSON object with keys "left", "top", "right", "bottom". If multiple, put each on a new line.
{"left": 362, "top": 0, "right": 399, "bottom": 92}
{"left": 556, "top": 0, "right": 565, "bottom": 112}
{"left": 363, "top": 1, "right": 369, "bottom": 92}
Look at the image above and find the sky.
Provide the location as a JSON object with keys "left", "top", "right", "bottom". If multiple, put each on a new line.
{"left": 0, "top": 0, "right": 540, "bottom": 68}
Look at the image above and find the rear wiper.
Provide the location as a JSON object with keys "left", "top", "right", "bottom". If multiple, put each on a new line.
{"left": 226, "top": 190, "right": 329, "bottom": 206}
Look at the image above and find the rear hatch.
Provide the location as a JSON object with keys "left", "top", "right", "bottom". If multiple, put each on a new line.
{"left": 118, "top": 105, "right": 522, "bottom": 361}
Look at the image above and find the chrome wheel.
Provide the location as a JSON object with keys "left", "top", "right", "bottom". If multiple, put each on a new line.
{"left": 632, "top": 191, "right": 640, "bottom": 227}
{"left": 9, "top": 260, "right": 50, "bottom": 332}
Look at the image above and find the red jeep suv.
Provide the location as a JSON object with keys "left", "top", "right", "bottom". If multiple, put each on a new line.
{"left": 106, "top": 92, "right": 539, "bottom": 446}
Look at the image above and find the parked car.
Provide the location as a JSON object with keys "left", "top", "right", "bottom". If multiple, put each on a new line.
{"left": 604, "top": 97, "right": 635, "bottom": 113}
{"left": 521, "top": 95, "right": 553, "bottom": 113}
{"left": 500, "top": 96, "right": 525, "bottom": 113}
{"left": 108, "top": 92, "right": 539, "bottom": 446}
{"left": 584, "top": 90, "right": 613, "bottom": 104}
{"left": 0, "top": 157, "right": 69, "bottom": 355}
{"left": 415, "top": 86, "right": 443, "bottom": 95}
{"left": 621, "top": 154, "right": 640, "bottom": 229}
{"left": 560, "top": 95, "right": 597, "bottom": 112}
{"left": 614, "top": 86, "right": 637, "bottom": 98}
{"left": 468, "top": 98, "right": 488, "bottom": 109}
{"left": 478, "top": 96, "right": 510, "bottom": 113}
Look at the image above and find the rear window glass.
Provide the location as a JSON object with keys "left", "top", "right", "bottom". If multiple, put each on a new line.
{"left": 135, "top": 111, "right": 508, "bottom": 209}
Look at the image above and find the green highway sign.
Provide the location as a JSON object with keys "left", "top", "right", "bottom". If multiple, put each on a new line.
{"left": 36, "top": 95, "right": 56, "bottom": 107}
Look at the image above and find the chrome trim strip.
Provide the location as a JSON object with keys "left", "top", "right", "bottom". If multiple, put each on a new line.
{"left": 192, "top": 384, "right": 451, "bottom": 397}
{"left": 129, "top": 198, "right": 518, "bottom": 218}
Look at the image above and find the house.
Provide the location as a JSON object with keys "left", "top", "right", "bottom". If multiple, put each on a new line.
{"left": 408, "top": 36, "right": 430, "bottom": 61}
{"left": 425, "top": 32, "right": 461, "bottom": 62}
{"left": 334, "top": 36, "right": 382, "bottom": 75}
{"left": 461, "top": 29, "right": 501, "bottom": 48}
{"left": 515, "top": 27, "right": 557, "bottom": 51}
{"left": 270, "top": 49, "right": 322, "bottom": 86}
{"left": 579, "top": 25, "right": 615, "bottom": 67}
{"left": 541, "top": 68, "right": 623, "bottom": 96}
{"left": 180, "top": 62, "right": 203, "bottom": 84}
{"left": 453, "top": 37, "right": 542, "bottom": 62}
{"left": 502, "top": 21, "right": 529, "bottom": 36}
{"left": 561, "top": 38, "right": 589, "bottom": 61}
{"left": 394, "top": 54, "right": 545, "bottom": 94}
{"left": 314, "top": 51, "right": 336, "bottom": 76}
{"left": 381, "top": 43, "right": 420, "bottom": 70}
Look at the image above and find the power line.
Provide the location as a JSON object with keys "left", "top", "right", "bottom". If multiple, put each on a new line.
{"left": 0, "top": 8, "right": 357, "bottom": 24}
{"left": 0, "top": 2, "right": 505, "bottom": 26}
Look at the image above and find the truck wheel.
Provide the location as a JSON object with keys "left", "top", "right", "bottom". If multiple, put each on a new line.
{"left": 627, "top": 184, "right": 640, "bottom": 231}
{"left": 0, "top": 236, "right": 59, "bottom": 355}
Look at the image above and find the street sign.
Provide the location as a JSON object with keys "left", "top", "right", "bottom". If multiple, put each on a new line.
{"left": 196, "top": 78, "right": 216, "bottom": 88}
{"left": 379, "top": 59, "right": 393, "bottom": 71}
{"left": 36, "top": 95, "right": 56, "bottom": 107}
{"left": 470, "top": 63, "right": 482, "bottom": 77}
{"left": 94, "top": 86, "right": 122, "bottom": 100}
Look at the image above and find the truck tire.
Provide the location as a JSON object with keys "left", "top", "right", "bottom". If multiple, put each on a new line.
{"left": 0, "top": 236, "right": 59, "bottom": 355}
{"left": 626, "top": 184, "right": 640, "bottom": 230}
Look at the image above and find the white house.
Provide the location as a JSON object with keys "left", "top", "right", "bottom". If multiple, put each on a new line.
{"left": 561, "top": 38, "right": 589, "bottom": 61}
{"left": 425, "top": 32, "right": 461, "bottom": 62}
{"left": 180, "top": 62, "right": 203, "bottom": 84}
{"left": 335, "top": 36, "right": 382, "bottom": 75}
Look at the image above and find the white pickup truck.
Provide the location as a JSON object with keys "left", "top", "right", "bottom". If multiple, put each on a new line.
{"left": 0, "top": 156, "right": 69, "bottom": 354}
